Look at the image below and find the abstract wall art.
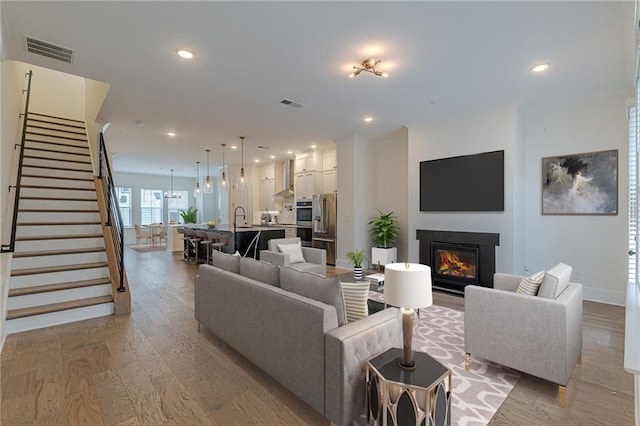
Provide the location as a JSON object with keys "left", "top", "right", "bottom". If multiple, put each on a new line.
{"left": 542, "top": 149, "right": 618, "bottom": 215}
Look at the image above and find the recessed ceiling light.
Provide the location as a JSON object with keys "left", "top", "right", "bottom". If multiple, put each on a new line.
{"left": 531, "top": 63, "right": 550, "bottom": 73}
{"left": 254, "top": 159, "right": 260, "bottom": 163}
{"left": 176, "top": 49, "right": 194, "bottom": 59}
{"left": 270, "top": 155, "right": 276, "bottom": 159}
{"left": 363, "top": 116, "right": 374, "bottom": 122}
{"left": 310, "top": 145, "right": 317, "bottom": 149}
{"left": 167, "top": 132, "right": 176, "bottom": 137}
{"left": 230, "top": 145, "right": 237, "bottom": 149}
{"left": 287, "top": 150, "right": 293, "bottom": 155}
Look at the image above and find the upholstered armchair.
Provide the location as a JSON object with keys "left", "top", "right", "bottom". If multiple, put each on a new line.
{"left": 464, "top": 263, "right": 583, "bottom": 407}
{"left": 260, "top": 237, "right": 327, "bottom": 276}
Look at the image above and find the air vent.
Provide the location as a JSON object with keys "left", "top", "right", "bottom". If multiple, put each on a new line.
{"left": 280, "top": 99, "right": 304, "bottom": 108}
{"left": 24, "top": 36, "right": 74, "bottom": 64}
{"left": 257, "top": 145, "right": 270, "bottom": 150}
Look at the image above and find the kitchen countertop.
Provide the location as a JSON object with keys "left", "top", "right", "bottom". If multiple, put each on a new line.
{"left": 183, "top": 224, "right": 287, "bottom": 232}
{"left": 252, "top": 223, "right": 298, "bottom": 228}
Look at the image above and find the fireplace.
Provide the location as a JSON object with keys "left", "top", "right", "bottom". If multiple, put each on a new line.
{"left": 431, "top": 243, "right": 479, "bottom": 286}
{"left": 417, "top": 229, "right": 499, "bottom": 294}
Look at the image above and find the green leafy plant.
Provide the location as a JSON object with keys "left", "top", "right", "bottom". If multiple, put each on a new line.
{"left": 368, "top": 210, "right": 399, "bottom": 248}
{"left": 346, "top": 249, "right": 366, "bottom": 268}
{"left": 179, "top": 206, "right": 198, "bottom": 224}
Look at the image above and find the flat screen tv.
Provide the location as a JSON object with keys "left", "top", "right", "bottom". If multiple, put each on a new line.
{"left": 420, "top": 150, "right": 504, "bottom": 212}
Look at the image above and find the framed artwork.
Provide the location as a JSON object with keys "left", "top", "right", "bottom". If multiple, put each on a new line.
{"left": 542, "top": 149, "right": 618, "bottom": 215}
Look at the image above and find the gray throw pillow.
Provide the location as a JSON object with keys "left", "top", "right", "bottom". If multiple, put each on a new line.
{"left": 240, "top": 256, "right": 280, "bottom": 287}
{"left": 211, "top": 250, "right": 240, "bottom": 274}
{"left": 279, "top": 267, "right": 347, "bottom": 327}
{"left": 538, "top": 262, "right": 572, "bottom": 299}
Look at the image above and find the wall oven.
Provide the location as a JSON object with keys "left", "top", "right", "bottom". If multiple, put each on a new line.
{"left": 296, "top": 200, "right": 313, "bottom": 227}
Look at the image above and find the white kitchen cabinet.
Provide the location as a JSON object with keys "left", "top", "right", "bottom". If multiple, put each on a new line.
{"left": 259, "top": 178, "right": 276, "bottom": 210}
{"left": 322, "top": 149, "right": 337, "bottom": 171}
{"left": 295, "top": 171, "right": 321, "bottom": 200}
{"left": 259, "top": 162, "right": 276, "bottom": 181}
{"left": 284, "top": 227, "right": 297, "bottom": 238}
{"left": 294, "top": 152, "right": 320, "bottom": 173}
{"left": 322, "top": 169, "right": 337, "bottom": 194}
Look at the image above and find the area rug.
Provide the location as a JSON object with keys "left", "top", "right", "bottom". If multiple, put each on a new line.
{"left": 367, "top": 292, "right": 520, "bottom": 425}
{"left": 128, "top": 244, "right": 167, "bottom": 253}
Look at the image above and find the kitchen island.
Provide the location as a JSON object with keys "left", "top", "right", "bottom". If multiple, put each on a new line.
{"left": 174, "top": 224, "right": 286, "bottom": 260}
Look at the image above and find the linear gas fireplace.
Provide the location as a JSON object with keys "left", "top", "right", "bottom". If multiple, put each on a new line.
{"left": 417, "top": 230, "right": 499, "bottom": 294}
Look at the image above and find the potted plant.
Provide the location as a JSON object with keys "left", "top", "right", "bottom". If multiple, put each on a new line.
{"left": 180, "top": 206, "right": 198, "bottom": 224}
{"left": 346, "top": 249, "right": 366, "bottom": 281}
{"left": 368, "top": 210, "right": 399, "bottom": 271}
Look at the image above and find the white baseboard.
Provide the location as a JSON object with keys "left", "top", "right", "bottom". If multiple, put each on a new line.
{"left": 583, "top": 286, "right": 626, "bottom": 306}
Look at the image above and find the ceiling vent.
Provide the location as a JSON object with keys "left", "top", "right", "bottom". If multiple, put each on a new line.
{"left": 24, "top": 35, "right": 74, "bottom": 64}
{"left": 280, "top": 99, "right": 304, "bottom": 108}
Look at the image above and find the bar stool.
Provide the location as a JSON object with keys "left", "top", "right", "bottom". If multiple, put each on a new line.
{"left": 206, "top": 231, "right": 226, "bottom": 258}
{"left": 176, "top": 227, "right": 187, "bottom": 260}
{"left": 182, "top": 228, "right": 201, "bottom": 263}
{"left": 195, "top": 230, "right": 213, "bottom": 264}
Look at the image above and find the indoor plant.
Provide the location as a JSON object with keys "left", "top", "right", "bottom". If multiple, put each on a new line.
{"left": 368, "top": 210, "right": 399, "bottom": 270}
{"left": 346, "top": 249, "right": 366, "bottom": 281}
{"left": 179, "top": 206, "right": 198, "bottom": 224}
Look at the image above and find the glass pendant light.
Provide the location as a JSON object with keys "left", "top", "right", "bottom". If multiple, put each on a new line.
{"left": 194, "top": 161, "right": 201, "bottom": 197}
{"left": 203, "top": 149, "right": 213, "bottom": 194}
{"left": 238, "top": 136, "right": 247, "bottom": 189}
{"left": 163, "top": 169, "right": 182, "bottom": 199}
{"left": 220, "top": 143, "right": 228, "bottom": 191}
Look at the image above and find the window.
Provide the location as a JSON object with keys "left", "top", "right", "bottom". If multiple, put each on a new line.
{"left": 167, "top": 191, "right": 189, "bottom": 223}
{"left": 140, "top": 189, "right": 163, "bottom": 225}
{"left": 116, "top": 187, "right": 132, "bottom": 228}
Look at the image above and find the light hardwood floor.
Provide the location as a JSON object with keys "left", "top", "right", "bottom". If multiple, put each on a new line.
{"left": 1, "top": 249, "right": 635, "bottom": 425}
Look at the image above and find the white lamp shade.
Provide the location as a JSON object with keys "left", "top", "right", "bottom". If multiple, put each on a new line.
{"left": 384, "top": 263, "right": 432, "bottom": 308}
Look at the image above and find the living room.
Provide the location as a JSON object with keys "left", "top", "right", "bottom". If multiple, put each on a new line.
{"left": 0, "top": 1, "right": 638, "bottom": 425}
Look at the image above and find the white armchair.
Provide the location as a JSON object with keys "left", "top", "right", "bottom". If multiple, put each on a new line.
{"left": 260, "top": 237, "right": 327, "bottom": 276}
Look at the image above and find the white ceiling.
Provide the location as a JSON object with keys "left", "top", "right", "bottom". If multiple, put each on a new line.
{"left": 2, "top": 1, "right": 635, "bottom": 177}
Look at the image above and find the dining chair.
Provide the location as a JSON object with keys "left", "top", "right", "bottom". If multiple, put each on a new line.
{"left": 156, "top": 225, "right": 168, "bottom": 246}
{"left": 134, "top": 224, "right": 153, "bottom": 247}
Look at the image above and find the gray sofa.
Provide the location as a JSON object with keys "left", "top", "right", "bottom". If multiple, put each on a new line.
{"left": 464, "top": 263, "right": 583, "bottom": 407}
{"left": 195, "top": 252, "right": 401, "bottom": 425}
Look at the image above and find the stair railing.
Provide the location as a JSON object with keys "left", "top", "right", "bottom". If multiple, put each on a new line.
{"left": 1, "top": 70, "right": 33, "bottom": 253}
{"left": 98, "top": 133, "right": 125, "bottom": 293}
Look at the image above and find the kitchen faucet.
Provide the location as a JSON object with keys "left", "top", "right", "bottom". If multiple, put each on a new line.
{"left": 233, "top": 206, "right": 246, "bottom": 234}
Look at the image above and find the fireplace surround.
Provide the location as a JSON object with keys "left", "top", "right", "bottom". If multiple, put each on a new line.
{"left": 416, "top": 230, "right": 500, "bottom": 294}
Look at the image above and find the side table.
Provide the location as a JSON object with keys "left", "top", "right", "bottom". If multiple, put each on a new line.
{"left": 366, "top": 348, "right": 451, "bottom": 426}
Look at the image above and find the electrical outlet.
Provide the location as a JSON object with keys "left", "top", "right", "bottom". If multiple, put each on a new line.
{"left": 523, "top": 266, "right": 529, "bottom": 272}
{"left": 571, "top": 271, "right": 582, "bottom": 281}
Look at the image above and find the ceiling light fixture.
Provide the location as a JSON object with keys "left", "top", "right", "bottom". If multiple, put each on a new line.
{"left": 204, "top": 149, "right": 213, "bottom": 194}
{"left": 270, "top": 155, "right": 276, "bottom": 159}
{"left": 167, "top": 132, "right": 176, "bottom": 137}
{"left": 310, "top": 145, "right": 317, "bottom": 149}
{"left": 164, "top": 169, "right": 182, "bottom": 199}
{"left": 531, "top": 63, "right": 550, "bottom": 73}
{"left": 349, "top": 57, "right": 389, "bottom": 78}
{"left": 363, "top": 116, "right": 374, "bottom": 122}
{"left": 239, "top": 136, "right": 247, "bottom": 188}
{"left": 220, "top": 144, "right": 228, "bottom": 191}
{"left": 194, "top": 161, "right": 201, "bottom": 197}
{"left": 177, "top": 49, "right": 194, "bottom": 59}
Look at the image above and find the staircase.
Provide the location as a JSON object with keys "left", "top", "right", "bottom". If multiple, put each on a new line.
{"left": 5, "top": 113, "right": 115, "bottom": 334}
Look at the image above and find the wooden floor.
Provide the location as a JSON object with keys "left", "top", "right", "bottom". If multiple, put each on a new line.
{"left": 1, "top": 250, "right": 635, "bottom": 425}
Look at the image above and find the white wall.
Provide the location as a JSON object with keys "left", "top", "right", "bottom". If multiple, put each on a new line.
{"left": 523, "top": 93, "right": 631, "bottom": 305}
{"left": 408, "top": 104, "right": 520, "bottom": 273}
{"left": 113, "top": 172, "right": 197, "bottom": 245}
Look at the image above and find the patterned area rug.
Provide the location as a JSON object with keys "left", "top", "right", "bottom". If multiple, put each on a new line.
{"left": 128, "top": 244, "right": 167, "bottom": 253}
{"left": 368, "top": 292, "right": 520, "bottom": 425}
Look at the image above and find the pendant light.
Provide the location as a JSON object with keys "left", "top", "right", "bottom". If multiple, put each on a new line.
{"left": 238, "top": 136, "right": 247, "bottom": 188}
{"left": 194, "top": 161, "right": 201, "bottom": 197}
{"left": 163, "top": 169, "right": 182, "bottom": 199}
{"left": 220, "top": 143, "right": 228, "bottom": 191}
{"left": 203, "top": 149, "right": 213, "bottom": 194}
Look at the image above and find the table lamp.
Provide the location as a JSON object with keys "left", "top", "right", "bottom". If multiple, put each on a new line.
{"left": 384, "top": 262, "right": 432, "bottom": 370}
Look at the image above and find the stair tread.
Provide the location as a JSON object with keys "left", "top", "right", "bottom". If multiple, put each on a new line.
{"left": 21, "top": 184, "right": 95, "bottom": 191}
{"left": 25, "top": 131, "right": 87, "bottom": 142}
{"left": 6, "top": 295, "right": 113, "bottom": 320}
{"left": 21, "top": 174, "right": 93, "bottom": 182}
{"left": 21, "top": 165, "right": 93, "bottom": 173}
{"left": 16, "top": 234, "right": 103, "bottom": 241}
{"left": 24, "top": 154, "right": 92, "bottom": 164}
{"left": 26, "top": 124, "right": 87, "bottom": 136}
{"left": 26, "top": 117, "right": 86, "bottom": 130}
{"left": 20, "top": 196, "right": 97, "bottom": 201}
{"left": 13, "top": 247, "right": 105, "bottom": 258}
{"left": 17, "top": 221, "right": 101, "bottom": 226}
{"left": 28, "top": 112, "right": 85, "bottom": 124}
{"left": 11, "top": 262, "right": 109, "bottom": 276}
{"left": 25, "top": 139, "right": 89, "bottom": 149}
{"left": 8, "top": 278, "right": 111, "bottom": 297}
{"left": 18, "top": 208, "right": 99, "bottom": 213}
{"left": 24, "top": 146, "right": 90, "bottom": 156}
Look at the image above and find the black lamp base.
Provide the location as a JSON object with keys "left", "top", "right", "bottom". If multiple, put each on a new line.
{"left": 398, "top": 359, "right": 416, "bottom": 371}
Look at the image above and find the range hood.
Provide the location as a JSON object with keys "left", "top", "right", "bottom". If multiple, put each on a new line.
{"left": 274, "top": 159, "right": 295, "bottom": 198}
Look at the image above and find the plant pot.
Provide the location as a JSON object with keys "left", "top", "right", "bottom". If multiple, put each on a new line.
{"left": 371, "top": 247, "right": 397, "bottom": 269}
{"left": 353, "top": 266, "right": 363, "bottom": 281}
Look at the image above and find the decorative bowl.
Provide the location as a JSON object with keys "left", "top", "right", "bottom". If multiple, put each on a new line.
{"left": 206, "top": 220, "right": 219, "bottom": 228}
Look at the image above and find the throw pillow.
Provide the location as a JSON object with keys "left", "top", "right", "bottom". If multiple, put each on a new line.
{"left": 211, "top": 250, "right": 240, "bottom": 274}
{"left": 516, "top": 270, "right": 545, "bottom": 296}
{"left": 279, "top": 267, "right": 347, "bottom": 326}
{"left": 340, "top": 281, "right": 370, "bottom": 322}
{"left": 239, "top": 256, "right": 280, "bottom": 287}
{"left": 277, "top": 243, "right": 306, "bottom": 264}
{"left": 538, "top": 262, "right": 572, "bottom": 299}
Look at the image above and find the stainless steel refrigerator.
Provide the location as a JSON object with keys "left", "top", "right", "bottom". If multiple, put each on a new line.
{"left": 312, "top": 193, "right": 337, "bottom": 265}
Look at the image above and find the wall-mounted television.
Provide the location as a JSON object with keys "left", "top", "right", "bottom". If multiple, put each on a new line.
{"left": 420, "top": 150, "right": 504, "bottom": 212}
